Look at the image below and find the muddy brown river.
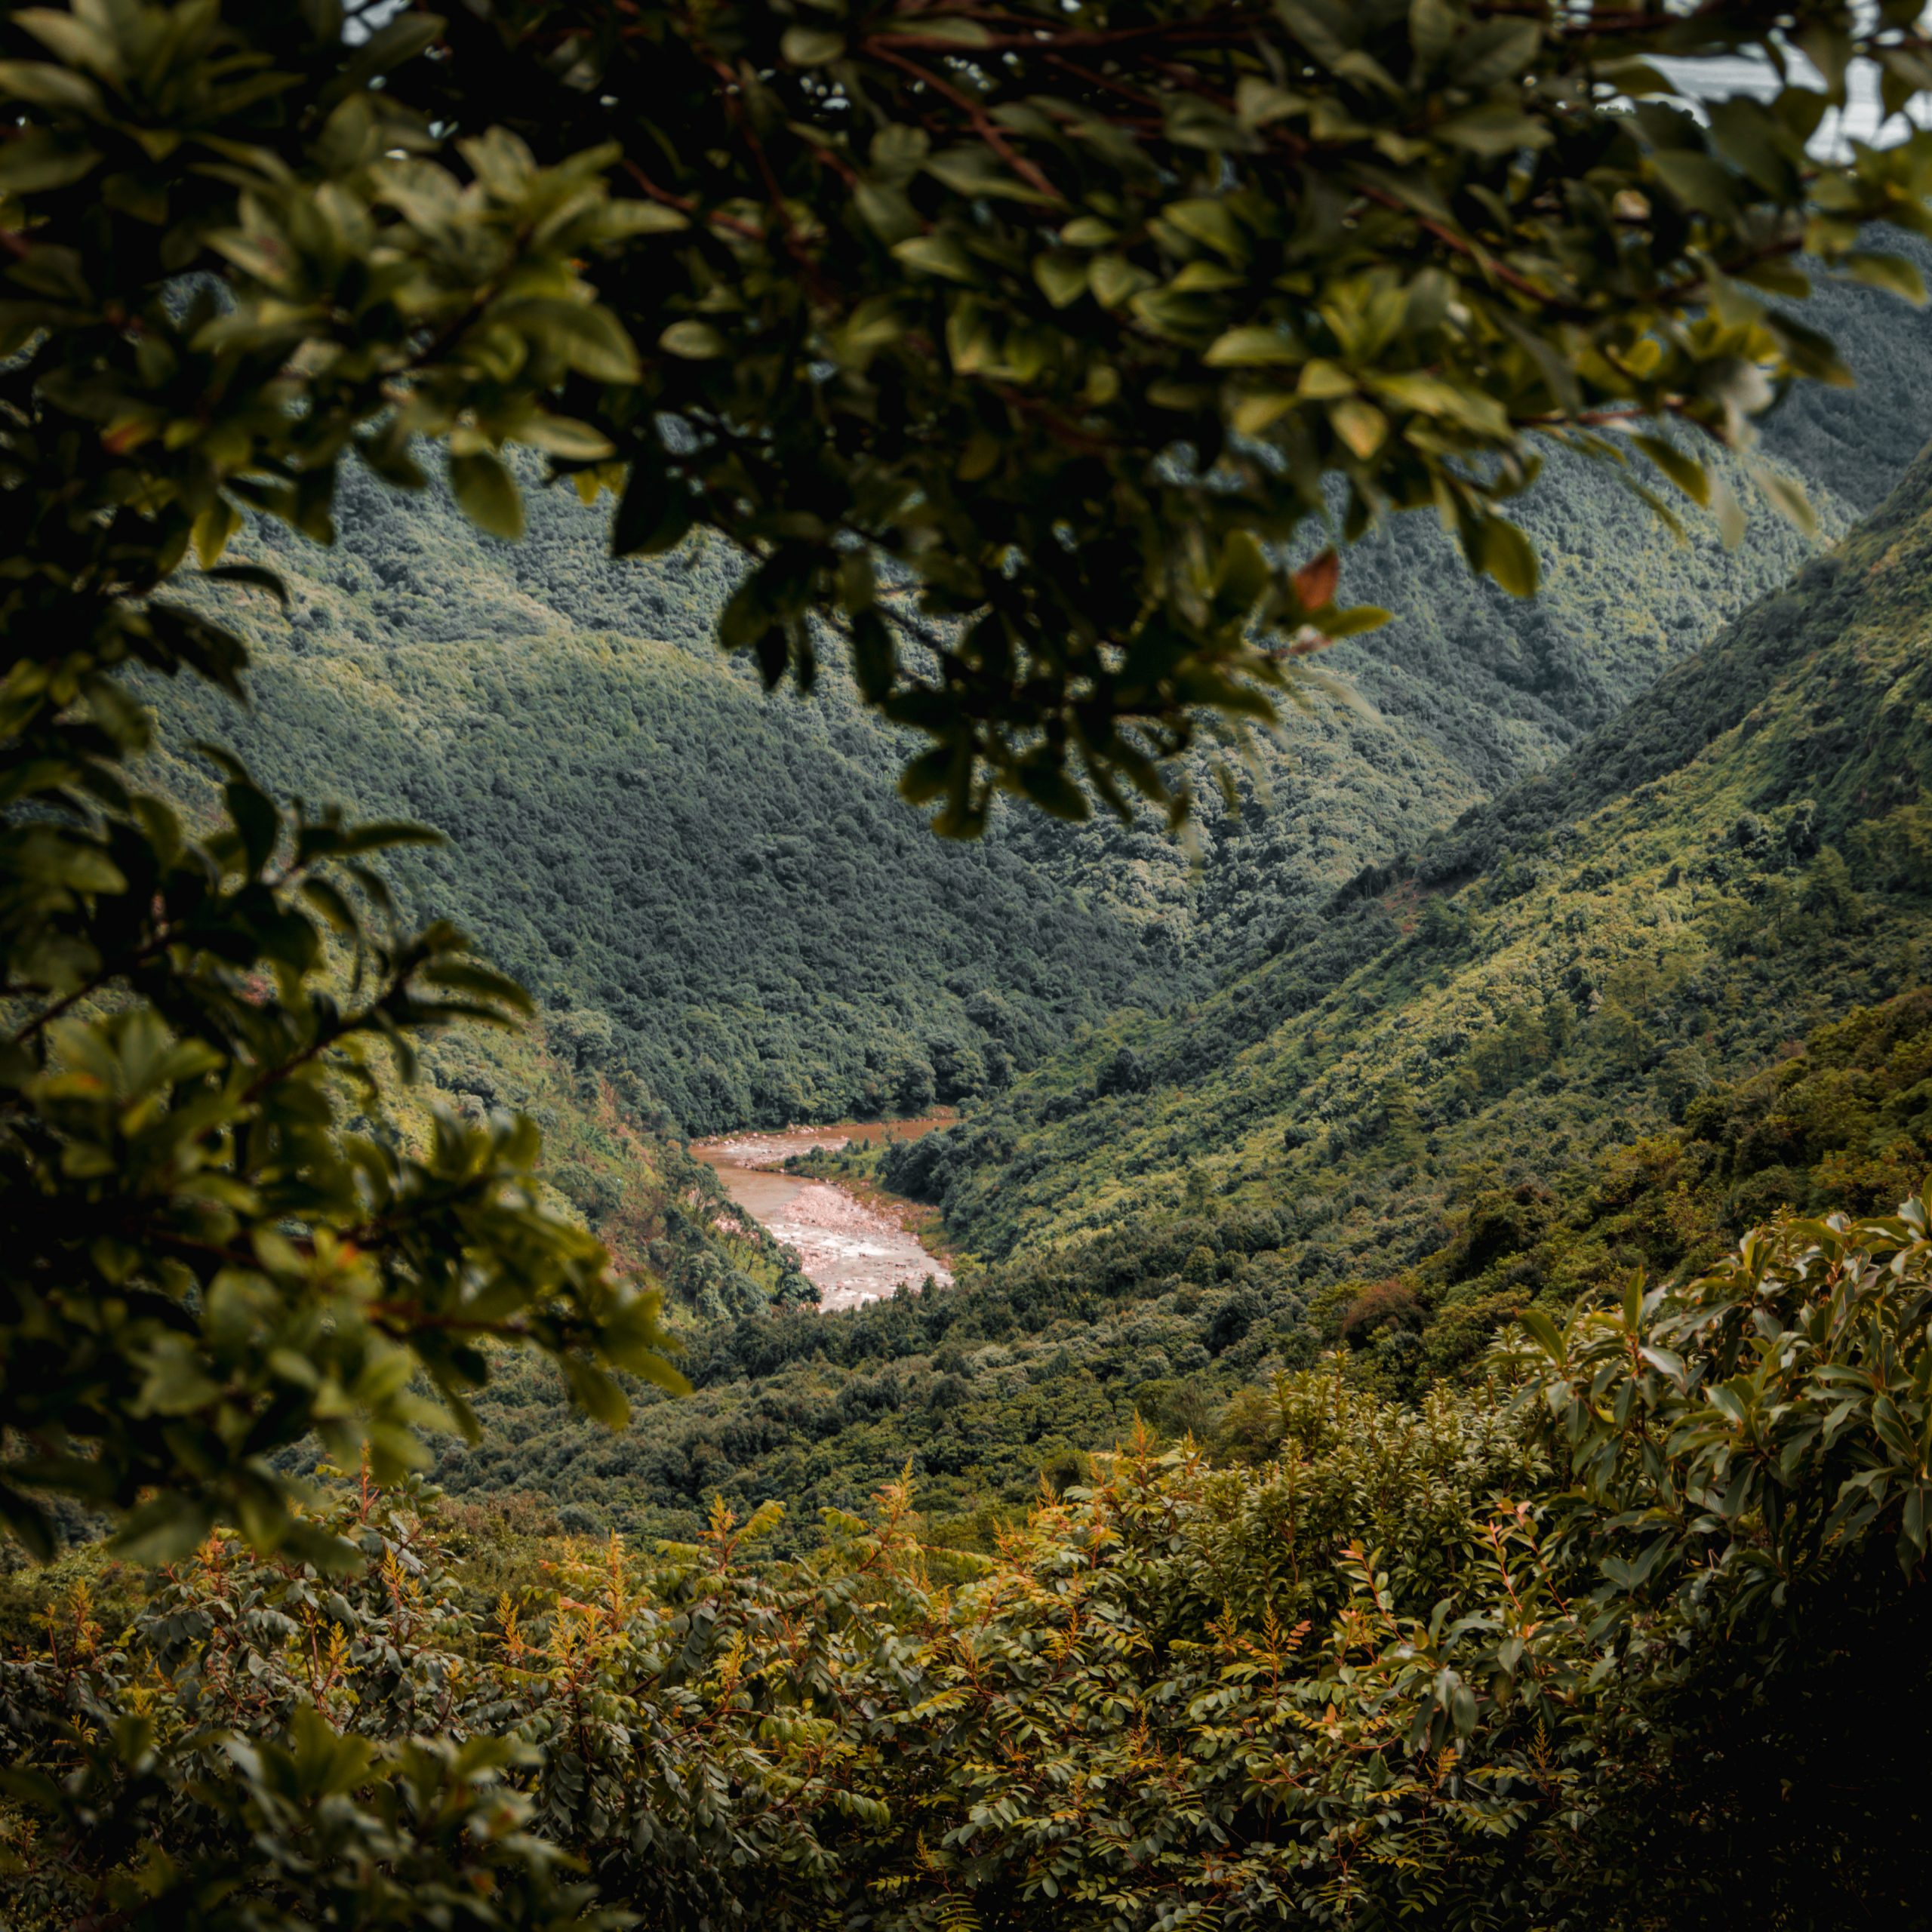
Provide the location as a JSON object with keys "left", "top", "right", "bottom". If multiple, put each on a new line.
{"left": 691, "top": 1118, "right": 953, "bottom": 1312}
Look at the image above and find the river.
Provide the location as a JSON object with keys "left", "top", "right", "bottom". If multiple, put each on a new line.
{"left": 691, "top": 1118, "right": 954, "bottom": 1312}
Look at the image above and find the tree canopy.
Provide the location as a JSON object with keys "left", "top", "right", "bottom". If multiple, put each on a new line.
{"left": 8, "top": 0, "right": 1932, "bottom": 828}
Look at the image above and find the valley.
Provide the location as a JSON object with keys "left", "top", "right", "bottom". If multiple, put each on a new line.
{"left": 417, "top": 414, "right": 1932, "bottom": 1552}
{"left": 15, "top": 15, "right": 1932, "bottom": 1926}
{"left": 115, "top": 255, "right": 1932, "bottom": 1549}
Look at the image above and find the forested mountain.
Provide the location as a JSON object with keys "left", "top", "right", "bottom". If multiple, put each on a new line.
{"left": 106, "top": 232, "right": 1932, "bottom": 1539}
{"left": 960, "top": 253, "right": 1932, "bottom": 959}
{"left": 889, "top": 437, "right": 1932, "bottom": 1269}
{"left": 150, "top": 469, "right": 1164, "bottom": 1135}
{"left": 23, "top": 429, "right": 1932, "bottom": 1932}
{"left": 143, "top": 256, "right": 1932, "bottom": 1140}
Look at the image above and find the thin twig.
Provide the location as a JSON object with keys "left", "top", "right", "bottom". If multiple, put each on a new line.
{"left": 863, "top": 42, "right": 1066, "bottom": 203}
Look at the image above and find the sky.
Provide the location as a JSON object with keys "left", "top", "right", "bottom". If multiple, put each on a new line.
{"left": 1657, "top": 26, "right": 1932, "bottom": 158}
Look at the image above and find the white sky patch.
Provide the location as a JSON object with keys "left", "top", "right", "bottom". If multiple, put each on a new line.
{"left": 1653, "top": 9, "right": 1932, "bottom": 158}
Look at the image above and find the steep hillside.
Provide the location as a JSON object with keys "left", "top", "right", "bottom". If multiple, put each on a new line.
{"left": 145, "top": 262, "right": 1932, "bottom": 1139}
{"left": 154, "top": 467, "right": 1164, "bottom": 1134}
{"left": 888, "top": 445, "right": 1932, "bottom": 1276}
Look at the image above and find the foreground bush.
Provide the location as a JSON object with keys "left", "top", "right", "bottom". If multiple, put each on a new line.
{"left": 5, "top": 1197, "right": 1928, "bottom": 1927}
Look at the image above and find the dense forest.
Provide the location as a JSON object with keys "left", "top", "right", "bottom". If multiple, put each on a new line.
{"left": 149, "top": 471, "right": 1166, "bottom": 1135}
{"left": 410, "top": 984, "right": 1932, "bottom": 1545}
{"left": 140, "top": 250, "right": 1932, "bottom": 1138}
{"left": 13, "top": 1137, "right": 1932, "bottom": 1925}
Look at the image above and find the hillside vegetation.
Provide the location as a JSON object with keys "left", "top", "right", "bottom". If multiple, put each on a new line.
{"left": 432, "top": 982, "right": 1932, "bottom": 1546}
{"left": 1032, "top": 251, "right": 1932, "bottom": 960}
{"left": 144, "top": 257, "right": 1932, "bottom": 1138}
{"left": 123, "top": 263, "right": 1932, "bottom": 1537}
{"left": 152, "top": 470, "right": 1162, "bottom": 1136}
{"left": 14, "top": 1189, "right": 1932, "bottom": 1929}
{"left": 891, "top": 444, "right": 1932, "bottom": 1280}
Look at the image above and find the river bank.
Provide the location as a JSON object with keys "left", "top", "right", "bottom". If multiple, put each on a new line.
{"left": 691, "top": 1118, "right": 954, "bottom": 1312}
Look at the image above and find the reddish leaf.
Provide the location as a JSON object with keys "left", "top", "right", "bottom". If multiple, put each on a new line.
{"left": 1294, "top": 549, "right": 1340, "bottom": 611}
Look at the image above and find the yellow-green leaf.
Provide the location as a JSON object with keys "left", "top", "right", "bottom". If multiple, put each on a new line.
{"left": 448, "top": 451, "right": 525, "bottom": 540}
{"left": 659, "top": 319, "right": 727, "bottom": 359}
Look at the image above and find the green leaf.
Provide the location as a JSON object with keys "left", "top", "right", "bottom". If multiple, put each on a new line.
{"left": 1217, "top": 529, "right": 1272, "bottom": 612}
{"left": 298, "top": 877, "right": 360, "bottom": 934}
{"left": 659, "top": 319, "right": 728, "bottom": 359}
{"left": 421, "top": 956, "right": 537, "bottom": 1014}
{"left": 0, "top": 60, "right": 103, "bottom": 113}
{"left": 780, "top": 26, "right": 844, "bottom": 65}
{"left": 1331, "top": 398, "right": 1387, "bottom": 457}
{"left": 1273, "top": 0, "right": 1353, "bottom": 72}
{"left": 1751, "top": 463, "right": 1818, "bottom": 540}
{"left": 1406, "top": 0, "right": 1453, "bottom": 69}
{"left": 854, "top": 181, "right": 921, "bottom": 245}
{"left": 448, "top": 451, "right": 525, "bottom": 540}
{"left": 1204, "top": 325, "right": 1298, "bottom": 367}
{"left": 1471, "top": 516, "right": 1539, "bottom": 596}
{"left": 1707, "top": 470, "right": 1746, "bottom": 549}
{"left": 563, "top": 1356, "right": 630, "bottom": 1429}
{"left": 1163, "top": 198, "right": 1247, "bottom": 263}
{"left": 519, "top": 414, "right": 615, "bottom": 460}
{"left": 1014, "top": 763, "right": 1091, "bottom": 822}
{"left": 1321, "top": 602, "right": 1389, "bottom": 638}
{"left": 202, "top": 562, "right": 290, "bottom": 603}
{"left": 0, "top": 130, "right": 99, "bottom": 194}
{"left": 1842, "top": 251, "right": 1927, "bottom": 304}
{"left": 1632, "top": 433, "right": 1710, "bottom": 506}
{"left": 518, "top": 300, "right": 641, "bottom": 383}
{"left": 225, "top": 778, "right": 280, "bottom": 878}
{"left": 1032, "top": 252, "right": 1088, "bottom": 309}
{"left": 606, "top": 199, "right": 691, "bottom": 235}
{"left": 1435, "top": 103, "right": 1547, "bottom": 156}
{"left": 1451, "top": 18, "right": 1540, "bottom": 86}
{"left": 1516, "top": 1306, "right": 1564, "bottom": 1358}
{"left": 1649, "top": 149, "right": 1737, "bottom": 217}
{"left": 613, "top": 460, "right": 695, "bottom": 558}
{"left": 891, "top": 234, "right": 977, "bottom": 283}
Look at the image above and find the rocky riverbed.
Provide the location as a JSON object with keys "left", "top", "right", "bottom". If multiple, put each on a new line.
{"left": 691, "top": 1120, "right": 953, "bottom": 1312}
